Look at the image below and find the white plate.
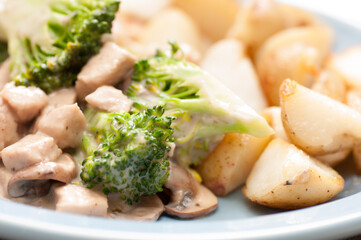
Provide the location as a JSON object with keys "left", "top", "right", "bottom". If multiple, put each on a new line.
{"left": 1, "top": 9, "right": 361, "bottom": 240}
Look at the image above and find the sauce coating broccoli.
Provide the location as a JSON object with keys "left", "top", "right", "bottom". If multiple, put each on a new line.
{"left": 0, "top": 0, "right": 119, "bottom": 93}
{"left": 81, "top": 106, "right": 175, "bottom": 205}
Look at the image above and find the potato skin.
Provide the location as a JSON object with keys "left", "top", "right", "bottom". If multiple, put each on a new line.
{"left": 243, "top": 139, "right": 344, "bottom": 210}
{"left": 198, "top": 133, "right": 271, "bottom": 196}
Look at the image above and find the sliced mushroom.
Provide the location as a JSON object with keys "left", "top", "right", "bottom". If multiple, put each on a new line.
{"left": 164, "top": 162, "right": 218, "bottom": 219}
{"left": 108, "top": 194, "right": 164, "bottom": 221}
{"left": 7, "top": 153, "right": 76, "bottom": 198}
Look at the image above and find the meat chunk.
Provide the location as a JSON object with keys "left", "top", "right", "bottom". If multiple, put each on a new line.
{"left": 0, "top": 98, "right": 19, "bottom": 150}
{"left": 76, "top": 42, "right": 136, "bottom": 100}
{"left": 0, "top": 59, "right": 10, "bottom": 91}
{"left": 32, "top": 88, "right": 77, "bottom": 133}
{"left": 54, "top": 184, "right": 108, "bottom": 217}
{"left": 35, "top": 104, "right": 86, "bottom": 149}
{"left": 85, "top": 85, "right": 132, "bottom": 113}
{"left": 1, "top": 83, "right": 48, "bottom": 123}
{"left": 46, "top": 87, "right": 76, "bottom": 112}
{"left": 1, "top": 133, "right": 62, "bottom": 172}
{"left": 7, "top": 153, "right": 76, "bottom": 198}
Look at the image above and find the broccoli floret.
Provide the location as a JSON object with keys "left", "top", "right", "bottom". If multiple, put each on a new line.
{"left": 80, "top": 106, "right": 175, "bottom": 205}
{"left": 0, "top": 0, "right": 119, "bottom": 93}
{"left": 0, "top": 41, "right": 7, "bottom": 63}
{"left": 128, "top": 42, "right": 273, "bottom": 165}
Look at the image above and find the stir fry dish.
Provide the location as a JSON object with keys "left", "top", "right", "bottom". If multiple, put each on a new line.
{"left": 0, "top": 0, "right": 360, "bottom": 221}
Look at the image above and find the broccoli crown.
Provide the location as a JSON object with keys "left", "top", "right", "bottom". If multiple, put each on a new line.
{"left": 80, "top": 106, "right": 175, "bottom": 205}
{"left": 0, "top": 41, "right": 7, "bottom": 63}
{"left": 127, "top": 42, "right": 273, "bottom": 165}
{"left": 1, "top": 0, "right": 119, "bottom": 93}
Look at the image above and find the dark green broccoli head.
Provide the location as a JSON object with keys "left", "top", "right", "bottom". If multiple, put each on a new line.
{"left": 127, "top": 42, "right": 273, "bottom": 165}
{"left": 1, "top": 0, "right": 119, "bottom": 93}
{"left": 80, "top": 106, "right": 175, "bottom": 205}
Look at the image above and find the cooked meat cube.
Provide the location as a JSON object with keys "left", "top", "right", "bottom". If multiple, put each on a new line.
{"left": 7, "top": 153, "right": 76, "bottom": 198}
{"left": 85, "top": 85, "right": 132, "bottom": 113}
{"left": 1, "top": 83, "right": 48, "bottom": 123}
{"left": 54, "top": 184, "right": 108, "bottom": 217}
{"left": 46, "top": 87, "right": 76, "bottom": 112}
{"left": 32, "top": 88, "right": 77, "bottom": 133}
{"left": 0, "top": 59, "right": 10, "bottom": 91}
{"left": 76, "top": 42, "right": 136, "bottom": 100}
{"left": 1, "top": 133, "right": 62, "bottom": 172}
{"left": 35, "top": 104, "right": 86, "bottom": 149}
{"left": 0, "top": 98, "right": 19, "bottom": 150}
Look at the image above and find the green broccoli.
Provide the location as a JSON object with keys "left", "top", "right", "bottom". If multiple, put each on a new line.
{"left": 0, "top": 0, "right": 119, "bottom": 93}
{"left": 80, "top": 106, "right": 175, "bottom": 205}
{"left": 127, "top": 42, "right": 273, "bottom": 165}
{"left": 0, "top": 41, "right": 7, "bottom": 63}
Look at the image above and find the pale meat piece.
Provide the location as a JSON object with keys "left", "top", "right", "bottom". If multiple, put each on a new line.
{"left": 35, "top": 104, "right": 86, "bottom": 149}
{"left": 76, "top": 42, "right": 136, "bottom": 100}
{"left": 0, "top": 59, "right": 10, "bottom": 91}
{"left": 45, "top": 87, "right": 77, "bottom": 113}
{"left": 32, "top": 88, "right": 77, "bottom": 133}
{"left": 0, "top": 98, "right": 19, "bottom": 150}
{"left": 1, "top": 83, "right": 48, "bottom": 123}
{"left": 85, "top": 86, "right": 132, "bottom": 113}
{"left": 7, "top": 153, "right": 76, "bottom": 198}
{"left": 1, "top": 133, "right": 62, "bottom": 172}
{"left": 54, "top": 184, "right": 108, "bottom": 217}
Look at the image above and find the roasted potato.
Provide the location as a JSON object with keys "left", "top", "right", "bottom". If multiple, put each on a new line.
{"left": 227, "top": 0, "right": 284, "bottom": 57}
{"left": 201, "top": 39, "right": 267, "bottom": 112}
{"left": 243, "top": 138, "right": 344, "bottom": 209}
{"left": 279, "top": 4, "right": 318, "bottom": 28}
{"left": 256, "top": 26, "right": 333, "bottom": 105}
{"left": 261, "top": 107, "right": 289, "bottom": 141}
{"left": 315, "top": 150, "right": 351, "bottom": 167}
{"left": 198, "top": 133, "right": 271, "bottom": 196}
{"left": 327, "top": 46, "right": 361, "bottom": 89}
{"left": 311, "top": 70, "right": 346, "bottom": 102}
{"left": 173, "top": 0, "right": 239, "bottom": 41}
{"left": 139, "top": 8, "right": 203, "bottom": 54}
{"left": 280, "top": 79, "right": 361, "bottom": 156}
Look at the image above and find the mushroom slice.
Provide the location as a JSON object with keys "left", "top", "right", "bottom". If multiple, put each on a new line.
{"left": 108, "top": 194, "right": 164, "bottom": 221}
{"left": 164, "top": 162, "right": 218, "bottom": 219}
{"left": 8, "top": 154, "right": 76, "bottom": 198}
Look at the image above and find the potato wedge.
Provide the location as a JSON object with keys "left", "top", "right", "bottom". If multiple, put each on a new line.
{"left": 201, "top": 39, "right": 267, "bottom": 112}
{"left": 120, "top": 0, "right": 172, "bottom": 20}
{"left": 139, "top": 8, "right": 203, "bottom": 54}
{"left": 198, "top": 133, "right": 271, "bottom": 196}
{"left": 256, "top": 26, "right": 333, "bottom": 105}
{"left": 311, "top": 70, "right": 346, "bottom": 102}
{"left": 261, "top": 107, "right": 288, "bottom": 141}
{"left": 243, "top": 138, "right": 344, "bottom": 209}
{"left": 315, "top": 150, "right": 351, "bottom": 167}
{"left": 279, "top": 4, "right": 318, "bottom": 28}
{"left": 173, "top": 0, "right": 239, "bottom": 41}
{"left": 262, "top": 105, "right": 349, "bottom": 166}
{"left": 327, "top": 46, "right": 361, "bottom": 89}
{"left": 346, "top": 89, "right": 361, "bottom": 113}
{"left": 280, "top": 79, "right": 361, "bottom": 156}
{"left": 227, "top": 0, "right": 284, "bottom": 57}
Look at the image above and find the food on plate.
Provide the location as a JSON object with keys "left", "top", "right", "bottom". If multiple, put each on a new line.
{"left": 0, "top": 0, "right": 359, "bottom": 221}
{"left": 0, "top": 0, "right": 120, "bottom": 93}
{"left": 243, "top": 138, "right": 344, "bottom": 209}
{"left": 256, "top": 25, "right": 333, "bottom": 105}
{"left": 197, "top": 132, "right": 271, "bottom": 196}
{"left": 327, "top": 46, "right": 361, "bottom": 89}
{"left": 280, "top": 79, "right": 361, "bottom": 156}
